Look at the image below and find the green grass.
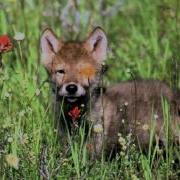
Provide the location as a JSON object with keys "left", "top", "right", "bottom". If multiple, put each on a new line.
{"left": 0, "top": 0, "right": 180, "bottom": 179}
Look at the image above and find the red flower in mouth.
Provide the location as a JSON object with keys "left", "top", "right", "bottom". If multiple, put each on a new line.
{"left": 0, "top": 35, "right": 13, "bottom": 53}
{"left": 68, "top": 106, "right": 81, "bottom": 120}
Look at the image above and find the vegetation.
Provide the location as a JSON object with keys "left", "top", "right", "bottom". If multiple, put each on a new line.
{"left": 0, "top": 0, "right": 179, "bottom": 179}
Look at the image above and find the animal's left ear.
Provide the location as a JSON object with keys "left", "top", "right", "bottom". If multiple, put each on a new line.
{"left": 84, "top": 27, "right": 108, "bottom": 63}
{"left": 40, "top": 28, "right": 62, "bottom": 70}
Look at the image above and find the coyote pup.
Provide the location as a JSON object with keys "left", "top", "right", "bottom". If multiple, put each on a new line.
{"left": 40, "top": 27, "right": 180, "bottom": 158}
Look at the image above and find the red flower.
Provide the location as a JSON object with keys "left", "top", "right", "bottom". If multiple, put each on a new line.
{"left": 0, "top": 35, "right": 13, "bottom": 53}
{"left": 68, "top": 106, "right": 81, "bottom": 120}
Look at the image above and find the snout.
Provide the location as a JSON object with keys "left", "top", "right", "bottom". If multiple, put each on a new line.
{"left": 58, "top": 82, "right": 86, "bottom": 102}
{"left": 66, "top": 84, "right": 78, "bottom": 95}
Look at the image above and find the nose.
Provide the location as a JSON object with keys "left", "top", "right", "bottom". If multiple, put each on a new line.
{"left": 66, "top": 84, "right": 78, "bottom": 95}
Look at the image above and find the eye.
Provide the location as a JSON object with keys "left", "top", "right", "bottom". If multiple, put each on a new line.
{"left": 56, "top": 69, "right": 65, "bottom": 74}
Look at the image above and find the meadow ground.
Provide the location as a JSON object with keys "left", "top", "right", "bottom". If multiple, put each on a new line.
{"left": 0, "top": 0, "right": 180, "bottom": 179}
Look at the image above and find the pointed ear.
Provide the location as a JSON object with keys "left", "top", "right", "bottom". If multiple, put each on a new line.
{"left": 40, "top": 28, "right": 61, "bottom": 68}
{"left": 84, "top": 27, "right": 108, "bottom": 63}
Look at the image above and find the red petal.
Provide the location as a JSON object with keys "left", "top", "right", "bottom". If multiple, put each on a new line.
{"left": 0, "top": 35, "right": 13, "bottom": 53}
{"left": 68, "top": 106, "right": 81, "bottom": 120}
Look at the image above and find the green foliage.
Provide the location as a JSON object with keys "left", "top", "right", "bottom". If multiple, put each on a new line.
{"left": 0, "top": 0, "right": 179, "bottom": 179}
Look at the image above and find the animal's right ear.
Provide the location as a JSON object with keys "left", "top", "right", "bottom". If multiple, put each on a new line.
{"left": 84, "top": 27, "right": 108, "bottom": 64}
{"left": 40, "top": 28, "right": 61, "bottom": 69}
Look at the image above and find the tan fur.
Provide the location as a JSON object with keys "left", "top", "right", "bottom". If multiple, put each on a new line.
{"left": 41, "top": 27, "right": 180, "bottom": 159}
{"left": 91, "top": 80, "right": 180, "bottom": 157}
{"left": 41, "top": 40, "right": 101, "bottom": 87}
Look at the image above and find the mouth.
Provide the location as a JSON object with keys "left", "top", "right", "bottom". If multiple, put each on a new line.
{"left": 63, "top": 95, "right": 88, "bottom": 104}
{"left": 66, "top": 96, "right": 79, "bottom": 103}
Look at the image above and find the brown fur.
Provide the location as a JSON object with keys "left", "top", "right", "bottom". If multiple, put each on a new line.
{"left": 40, "top": 27, "right": 180, "bottom": 158}
{"left": 44, "top": 42, "right": 101, "bottom": 89}
{"left": 91, "top": 80, "right": 180, "bottom": 158}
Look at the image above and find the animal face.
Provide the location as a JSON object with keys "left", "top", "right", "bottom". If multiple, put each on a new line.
{"left": 40, "top": 27, "right": 107, "bottom": 102}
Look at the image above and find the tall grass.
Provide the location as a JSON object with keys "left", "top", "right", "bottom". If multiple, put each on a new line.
{"left": 0, "top": 0, "right": 179, "bottom": 179}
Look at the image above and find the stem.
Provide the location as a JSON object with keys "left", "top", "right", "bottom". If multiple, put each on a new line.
{"left": 129, "top": 71, "right": 137, "bottom": 136}
{"left": 18, "top": 41, "right": 23, "bottom": 64}
{"left": 0, "top": 53, "right": 2, "bottom": 68}
{"left": 18, "top": 41, "right": 25, "bottom": 75}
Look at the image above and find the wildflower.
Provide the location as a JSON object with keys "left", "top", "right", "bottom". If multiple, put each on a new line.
{"left": 5, "top": 154, "right": 19, "bottom": 169}
{"left": 154, "top": 114, "right": 159, "bottom": 120}
{"left": 127, "top": 132, "right": 132, "bottom": 140}
{"left": 118, "top": 136, "right": 126, "bottom": 146}
{"left": 4, "top": 92, "right": 12, "bottom": 99}
{"left": 120, "top": 151, "right": 125, "bottom": 156}
{"left": 122, "top": 144, "right": 127, "bottom": 151}
{"left": 29, "top": 151, "right": 36, "bottom": 164}
{"left": 124, "top": 155, "right": 129, "bottom": 160}
{"left": 93, "top": 124, "right": 103, "bottom": 133}
{"left": 13, "top": 32, "right": 25, "bottom": 41}
{"left": 3, "top": 117, "right": 13, "bottom": 127}
{"left": 33, "top": 76, "right": 38, "bottom": 82}
{"left": 132, "top": 143, "right": 136, "bottom": 147}
{"left": 126, "top": 68, "right": 131, "bottom": 73}
{"left": 54, "top": 129, "right": 58, "bottom": 133}
{"left": 62, "top": 158, "right": 69, "bottom": 166}
{"left": 26, "top": 106, "right": 32, "bottom": 114}
{"left": 20, "top": 133, "right": 28, "bottom": 145}
{"left": 122, "top": 119, "right": 125, "bottom": 123}
{"left": 62, "top": 158, "right": 69, "bottom": 163}
{"left": 35, "top": 89, "right": 41, "bottom": 96}
{"left": 7, "top": 137, "right": 13, "bottom": 143}
{"left": 156, "top": 146, "right": 163, "bottom": 155}
{"left": 0, "top": 35, "right": 13, "bottom": 53}
{"left": 131, "top": 174, "right": 139, "bottom": 180}
{"left": 136, "top": 121, "right": 141, "bottom": 125}
{"left": 68, "top": 106, "right": 81, "bottom": 120}
{"left": 2, "top": 73, "right": 9, "bottom": 81}
{"left": 142, "top": 124, "right": 149, "bottom": 131}
{"left": 115, "top": 154, "right": 120, "bottom": 161}
{"left": 118, "top": 134, "right": 127, "bottom": 151}
{"left": 124, "top": 102, "right": 128, "bottom": 106}
{"left": 2, "top": 124, "right": 7, "bottom": 129}
{"left": 19, "top": 110, "right": 25, "bottom": 117}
